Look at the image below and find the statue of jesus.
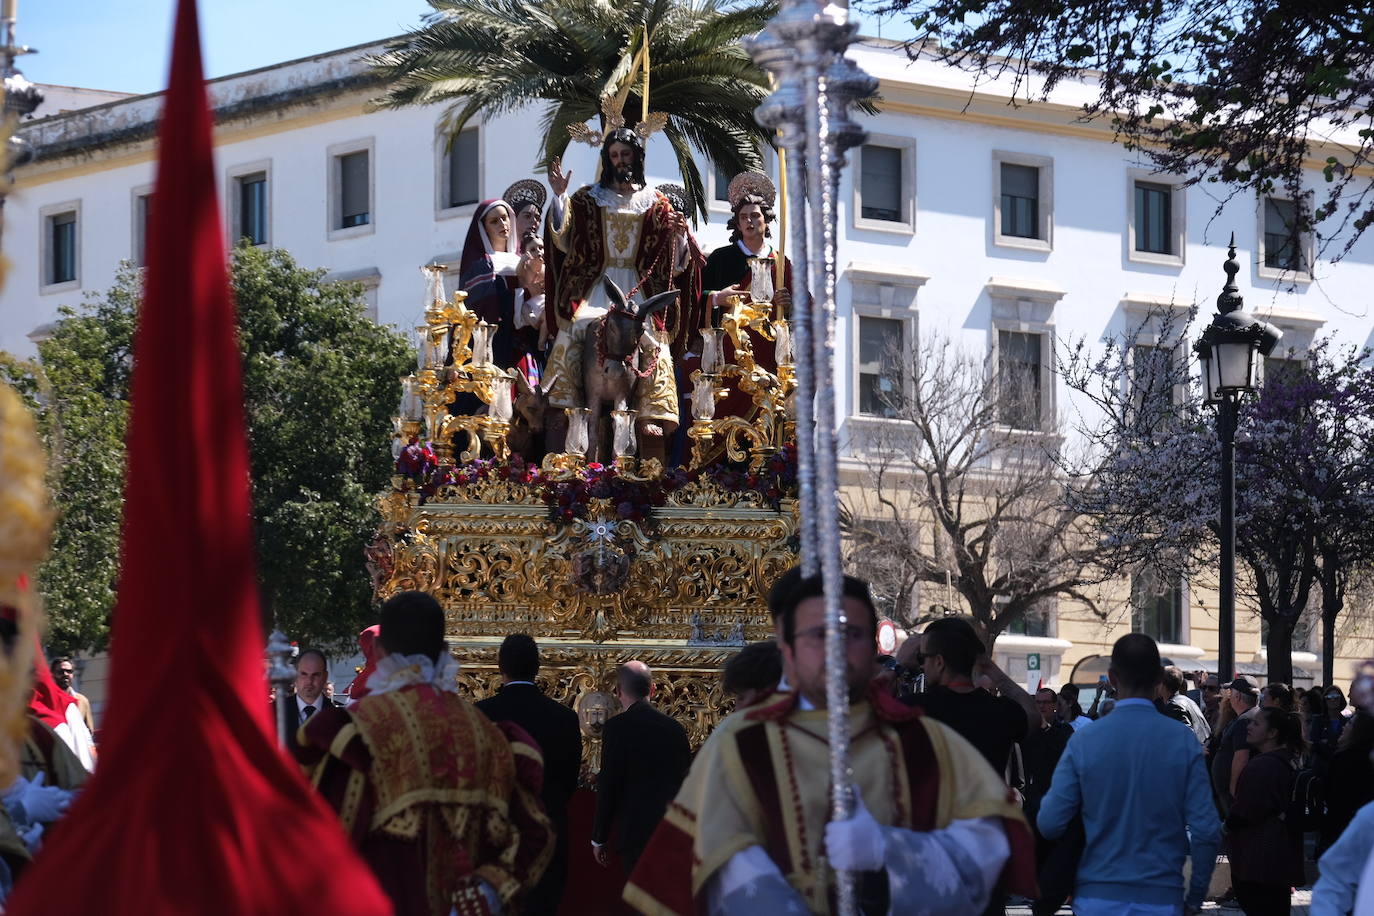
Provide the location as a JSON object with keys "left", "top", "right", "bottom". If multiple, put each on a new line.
{"left": 543, "top": 128, "right": 704, "bottom": 464}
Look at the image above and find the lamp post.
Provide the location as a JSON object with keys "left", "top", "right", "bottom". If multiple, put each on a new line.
{"left": 1194, "top": 235, "right": 1282, "bottom": 683}
{"left": 2, "top": 0, "right": 43, "bottom": 254}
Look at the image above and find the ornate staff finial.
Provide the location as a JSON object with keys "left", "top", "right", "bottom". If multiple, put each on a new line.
{"left": 1217, "top": 231, "right": 1243, "bottom": 314}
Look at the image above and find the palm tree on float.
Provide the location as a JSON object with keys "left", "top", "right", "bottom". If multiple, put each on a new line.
{"left": 368, "top": 0, "right": 777, "bottom": 222}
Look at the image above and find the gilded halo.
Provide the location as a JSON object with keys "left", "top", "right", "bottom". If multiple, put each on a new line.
{"left": 726, "top": 172, "right": 777, "bottom": 211}
{"left": 502, "top": 179, "right": 548, "bottom": 214}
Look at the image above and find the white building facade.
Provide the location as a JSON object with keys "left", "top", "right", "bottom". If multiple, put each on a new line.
{"left": 6, "top": 35, "right": 1373, "bottom": 687}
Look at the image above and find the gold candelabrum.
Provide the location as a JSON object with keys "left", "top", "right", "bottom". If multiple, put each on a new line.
{"left": 396, "top": 267, "right": 516, "bottom": 466}
{"left": 687, "top": 289, "right": 796, "bottom": 470}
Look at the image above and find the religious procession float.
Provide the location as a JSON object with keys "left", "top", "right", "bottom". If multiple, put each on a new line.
{"left": 368, "top": 151, "right": 800, "bottom": 770}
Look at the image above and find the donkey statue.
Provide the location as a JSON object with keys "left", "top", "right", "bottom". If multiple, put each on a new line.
{"left": 584, "top": 276, "right": 679, "bottom": 464}
{"left": 507, "top": 371, "right": 553, "bottom": 463}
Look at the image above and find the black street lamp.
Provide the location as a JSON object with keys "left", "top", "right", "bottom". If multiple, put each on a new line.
{"left": 1193, "top": 235, "right": 1283, "bottom": 683}
{"left": 2, "top": 0, "right": 43, "bottom": 254}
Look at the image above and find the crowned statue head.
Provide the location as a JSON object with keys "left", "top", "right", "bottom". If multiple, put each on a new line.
{"left": 502, "top": 179, "right": 548, "bottom": 242}
{"left": 599, "top": 128, "right": 647, "bottom": 191}
{"left": 726, "top": 172, "right": 778, "bottom": 248}
{"left": 656, "top": 183, "right": 688, "bottom": 216}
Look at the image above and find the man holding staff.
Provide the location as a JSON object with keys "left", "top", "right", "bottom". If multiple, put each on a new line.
{"left": 623, "top": 569, "right": 1037, "bottom": 915}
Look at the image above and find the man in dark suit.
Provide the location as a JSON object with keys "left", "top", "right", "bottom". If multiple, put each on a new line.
{"left": 274, "top": 648, "right": 340, "bottom": 735}
{"left": 591, "top": 660, "right": 692, "bottom": 876}
{"left": 476, "top": 634, "right": 582, "bottom": 915}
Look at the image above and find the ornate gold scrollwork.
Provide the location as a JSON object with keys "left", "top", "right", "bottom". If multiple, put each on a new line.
{"left": 374, "top": 475, "right": 797, "bottom": 772}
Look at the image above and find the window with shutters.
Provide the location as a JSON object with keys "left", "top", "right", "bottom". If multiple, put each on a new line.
{"left": 856, "top": 316, "right": 905, "bottom": 418}
{"left": 713, "top": 161, "right": 731, "bottom": 204}
{"left": 131, "top": 187, "right": 153, "bottom": 267}
{"left": 1130, "top": 344, "right": 1180, "bottom": 431}
{"left": 49, "top": 212, "right": 77, "bottom": 284}
{"left": 1258, "top": 196, "right": 1313, "bottom": 280}
{"left": 41, "top": 201, "right": 81, "bottom": 292}
{"left": 340, "top": 152, "right": 369, "bottom": 228}
{"left": 237, "top": 172, "right": 268, "bottom": 245}
{"left": 992, "top": 151, "right": 1053, "bottom": 251}
{"left": 328, "top": 139, "right": 375, "bottom": 239}
{"left": 861, "top": 145, "right": 902, "bottom": 221}
{"left": 447, "top": 128, "right": 480, "bottom": 209}
{"left": 1135, "top": 182, "right": 1171, "bottom": 254}
{"left": 1001, "top": 165, "right": 1037, "bottom": 238}
{"left": 996, "top": 330, "right": 1045, "bottom": 431}
{"left": 852, "top": 135, "right": 915, "bottom": 233}
{"left": 1127, "top": 170, "right": 1185, "bottom": 266}
{"left": 1131, "top": 568, "right": 1184, "bottom": 645}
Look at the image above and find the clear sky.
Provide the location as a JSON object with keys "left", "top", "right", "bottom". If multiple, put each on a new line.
{"left": 16, "top": 1, "right": 913, "bottom": 97}
{"left": 16, "top": 0, "right": 433, "bottom": 96}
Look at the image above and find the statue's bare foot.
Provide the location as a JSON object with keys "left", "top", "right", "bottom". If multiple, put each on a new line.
{"left": 643, "top": 423, "right": 663, "bottom": 437}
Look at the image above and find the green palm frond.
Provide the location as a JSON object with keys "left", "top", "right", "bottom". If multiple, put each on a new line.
{"left": 370, "top": 0, "right": 779, "bottom": 220}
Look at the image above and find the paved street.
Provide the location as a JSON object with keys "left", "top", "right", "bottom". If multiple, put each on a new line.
{"left": 1005, "top": 887, "right": 1315, "bottom": 915}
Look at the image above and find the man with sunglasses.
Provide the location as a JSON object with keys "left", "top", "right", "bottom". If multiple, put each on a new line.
{"left": 905, "top": 616, "right": 1040, "bottom": 776}
{"left": 623, "top": 568, "right": 1036, "bottom": 915}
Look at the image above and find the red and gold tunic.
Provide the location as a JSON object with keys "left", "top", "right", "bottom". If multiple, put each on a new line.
{"left": 296, "top": 684, "right": 553, "bottom": 916}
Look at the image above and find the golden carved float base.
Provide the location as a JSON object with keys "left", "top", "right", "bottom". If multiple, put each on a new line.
{"left": 372, "top": 478, "right": 798, "bottom": 773}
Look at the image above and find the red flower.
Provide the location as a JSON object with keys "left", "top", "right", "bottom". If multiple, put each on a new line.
{"left": 587, "top": 462, "right": 604, "bottom": 472}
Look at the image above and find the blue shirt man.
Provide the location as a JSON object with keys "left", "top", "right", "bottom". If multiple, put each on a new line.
{"left": 1037, "top": 634, "right": 1221, "bottom": 916}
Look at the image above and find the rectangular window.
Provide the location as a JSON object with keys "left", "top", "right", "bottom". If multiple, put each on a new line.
{"left": 714, "top": 162, "right": 732, "bottom": 203}
{"left": 997, "top": 330, "right": 1043, "bottom": 430}
{"left": 50, "top": 211, "right": 77, "bottom": 284}
{"left": 1007, "top": 604, "right": 1051, "bottom": 637}
{"left": 134, "top": 193, "right": 152, "bottom": 267}
{"left": 860, "top": 144, "right": 903, "bottom": 222}
{"left": 1000, "top": 163, "right": 1038, "bottom": 239}
{"left": 856, "top": 316, "right": 904, "bottom": 417}
{"left": 1264, "top": 198, "right": 1302, "bottom": 271}
{"left": 1131, "top": 570, "right": 1182, "bottom": 644}
{"left": 1263, "top": 355, "right": 1306, "bottom": 387}
{"left": 236, "top": 172, "right": 268, "bottom": 245}
{"left": 448, "top": 129, "right": 479, "bottom": 209}
{"left": 339, "top": 150, "right": 370, "bottom": 228}
{"left": 1134, "top": 182, "right": 1172, "bottom": 254}
{"left": 1131, "top": 345, "right": 1174, "bottom": 427}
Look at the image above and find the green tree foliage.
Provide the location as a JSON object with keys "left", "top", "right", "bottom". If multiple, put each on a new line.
{"left": 369, "top": 0, "right": 778, "bottom": 222}
{"left": 0, "top": 246, "right": 413, "bottom": 654}
{"left": 867, "top": 0, "right": 1374, "bottom": 258}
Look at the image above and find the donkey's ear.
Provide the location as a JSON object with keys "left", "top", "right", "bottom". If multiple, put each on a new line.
{"left": 602, "top": 275, "right": 628, "bottom": 312}
{"left": 514, "top": 371, "right": 535, "bottom": 398}
{"left": 638, "top": 289, "right": 679, "bottom": 321}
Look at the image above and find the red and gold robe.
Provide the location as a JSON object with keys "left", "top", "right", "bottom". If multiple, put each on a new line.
{"left": 295, "top": 684, "right": 553, "bottom": 916}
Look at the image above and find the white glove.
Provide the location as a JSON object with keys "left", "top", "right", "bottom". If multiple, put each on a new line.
{"left": 17, "top": 773, "right": 73, "bottom": 823}
{"left": 824, "top": 787, "right": 887, "bottom": 872}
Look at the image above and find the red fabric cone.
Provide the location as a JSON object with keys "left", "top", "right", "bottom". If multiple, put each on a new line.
{"left": 5, "top": 2, "right": 390, "bottom": 912}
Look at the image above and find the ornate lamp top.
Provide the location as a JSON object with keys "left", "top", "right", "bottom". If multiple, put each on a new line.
{"left": 1217, "top": 232, "right": 1243, "bottom": 315}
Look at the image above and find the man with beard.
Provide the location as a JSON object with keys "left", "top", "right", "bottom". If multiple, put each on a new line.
{"left": 543, "top": 129, "right": 703, "bottom": 465}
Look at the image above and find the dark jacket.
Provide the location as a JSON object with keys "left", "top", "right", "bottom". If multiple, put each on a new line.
{"left": 272, "top": 697, "right": 339, "bottom": 747}
{"left": 1226, "top": 748, "right": 1305, "bottom": 887}
{"left": 477, "top": 682, "right": 583, "bottom": 915}
{"left": 591, "top": 699, "right": 692, "bottom": 870}
{"left": 1020, "top": 720, "right": 1074, "bottom": 825}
